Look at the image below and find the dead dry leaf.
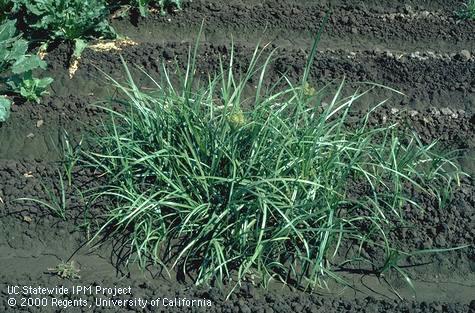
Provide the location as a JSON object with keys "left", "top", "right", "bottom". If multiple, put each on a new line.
{"left": 38, "top": 44, "right": 48, "bottom": 60}
{"left": 23, "top": 215, "right": 33, "bottom": 223}
{"left": 68, "top": 57, "right": 80, "bottom": 79}
{"left": 88, "top": 38, "right": 138, "bottom": 52}
{"left": 38, "top": 50, "right": 48, "bottom": 60}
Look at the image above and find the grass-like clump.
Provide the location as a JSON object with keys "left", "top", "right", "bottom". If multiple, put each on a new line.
{"left": 83, "top": 35, "right": 464, "bottom": 292}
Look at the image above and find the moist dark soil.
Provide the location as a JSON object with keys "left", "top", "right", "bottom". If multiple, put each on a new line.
{"left": 1, "top": 1, "right": 475, "bottom": 312}
{"left": 113, "top": 0, "right": 475, "bottom": 52}
{"left": 43, "top": 41, "right": 475, "bottom": 113}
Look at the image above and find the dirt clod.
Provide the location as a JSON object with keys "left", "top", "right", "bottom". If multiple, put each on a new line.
{"left": 460, "top": 50, "right": 471, "bottom": 61}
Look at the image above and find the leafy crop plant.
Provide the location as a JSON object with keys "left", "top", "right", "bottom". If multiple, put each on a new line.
{"left": 81, "top": 33, "right": 465, "bottom": 295}
{"left": 13, "top": 0, "right": 115, "bottom": 40}
{"left": 110, "top": 0, "right": 183, "bottom": 17}
{"left": 0, "top": 0, "right": 12, "bottom": 21}
{"left": 0, "top": 19, "right": 52, "bottom": 121}
{"left": 137, "top": 0, "right": 182, "bottom": 16}
{"left": 11, "top": 0, "right": 116, "bottom": 58}
{"left": 457, "top": 0, "right": 475, "bottom": 20}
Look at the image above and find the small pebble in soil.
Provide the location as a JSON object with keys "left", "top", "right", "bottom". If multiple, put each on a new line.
{"left": 409, "top": 110, "right": 418, "bottom": 117}
{"left": 404, "top": 5, "right": 414, "bottom": 14}
{"left": 460, "top": 50, "right": 471, "bottom": 61}
{"left": 441, "top": 108, "right": 452, "bottom": 116}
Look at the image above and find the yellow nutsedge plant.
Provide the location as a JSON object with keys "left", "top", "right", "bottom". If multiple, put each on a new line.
{"left": 303, "top": 82, "right": 316, "bottom": 97}
{"left": 227, "top": 109, "right": 246, "bottom": 129}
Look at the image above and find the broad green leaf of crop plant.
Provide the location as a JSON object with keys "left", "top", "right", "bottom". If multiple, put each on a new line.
{"left": 456, "top": 0, "right": 475, "bottom": 20}
{"left": 0, "top": 19, "right": 22, "bottom": 70}
{"left": 6, "top": 71, "right": 53, "bottom": 102}
{"left": 68, "top": 38, "right": 88, "bottom": 78}
{"left": 0, "top": 19, "right": 52, "bottom": 121}
{"left": 12, "top": 0, "right": 117, "bottom": 62}
{"left": 9, "top": 53, "right": 54, "bottom": 101}
{"left": 14, "top": 0, "right": 116, "bottom": 41}
{"left": 135, "top": 0, "right": 182, "bottom": 16}
{"left": 0, "top": 95, "right": 11, "bottom": 121}
{"left": 0, "top": 0, "right": 13, "bottom": 21}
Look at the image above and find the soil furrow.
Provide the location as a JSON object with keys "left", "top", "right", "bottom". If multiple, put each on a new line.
{"left": 198, "top": 0, "right": 463, "bottom": 12}
{"left": 110, "top": 2, "right": 475, "bottom": 53}
{"left": 42, "top": 42, "right": 475, "bottom": 113}
{"left": 1, "top": 98, "right": 473, "bottom": 175}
